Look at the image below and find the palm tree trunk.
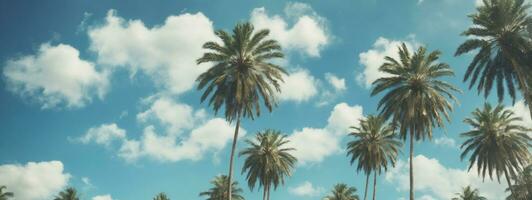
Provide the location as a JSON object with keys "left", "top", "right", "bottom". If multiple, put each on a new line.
{"left": 372, "top": 172, "right": 377, "bottom": 200}
{"left": 507, "top": 52, "right": 532, "bottom": 118}
{"left": 363, "top": 173, "right": 370, "bottom": 200}
{"left": 227, "top": 113, "right": 242, "bottom": 200}
{"left": 409, "top": 131, "right": 415, "bottom": 200}
{"left": 504, "top": 168, "right": 515, "bottom": 197}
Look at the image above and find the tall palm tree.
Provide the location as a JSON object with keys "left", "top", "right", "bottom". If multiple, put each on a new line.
{"left": 0, "top": 186, "right": 13, "bottom": 200}
{"left": 323, "top": 183, "right": 360, "bottom": 200}
{"left": 153, "top": 192, "right": 170, "bottom": 200}
{"left": 460, "top": 103, "right": 531, "bottom": 197}
{"left": 196, "top": 22, "right": 286, "bottom": 200}
{"left": 506, "top": 164, "right": 532, "bottom": 199}
{"left": 54, "top": 187, "right": 80, "bottom": 200}
{"left": 455, "top": 0, "right": 532, "bottom": 117}
{"left": 451, "top": 186, "right": 487, "bottom": 200}
{"left": 346, "top": 115, "right": 402, "bottom": 200}
{"left": 239, "top": 129, "right": 297, "bottom": 200}
{"left": 199, "top": 175, "right": 245, "bottom": 200}
{"left": 371, "top": 44, "right": 460, "bottom": 200}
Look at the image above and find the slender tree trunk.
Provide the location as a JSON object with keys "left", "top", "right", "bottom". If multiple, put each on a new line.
{"left": 227, "top": 113, "right": 242, "bottom": 200}
{"left": 363, "top": 173, "right": 370, "bottom": 200}
{"left": 372, "top": 172, "right": 377, "bottom": 200}
{"left": 507, "top": 52, "right": 532, "bottom": 118}
{"left": 266, "top": 184, "right": 270, "bottom": 200}
{"left": 504, "top": 168, "right": 515, "bottom": 197}
{"left": 409, "top": 132, "right": 415, "bottom": 200}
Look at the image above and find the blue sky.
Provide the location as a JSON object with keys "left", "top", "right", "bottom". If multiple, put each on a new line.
{"left": 0, "top": 0, "right": 531, "bottom": 200}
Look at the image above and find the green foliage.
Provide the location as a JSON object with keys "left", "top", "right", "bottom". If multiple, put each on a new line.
{"left": 506, "top": 164, "right": 532, "bottom": 200}
{"left": 460, "top": 103, "right": 531, "bottom": 182}
{"left": 323, "top": 183, "right": 360, "bottom": 200}
{"left": 0, "top": 186, "right": 14, "bottom": 200}
{"left": 199, "top": 175, "right": 245, "bottom": 200}
{"left": 451, "top": 186, "right": 487, "bottom": 200}
{"left": 153, "top": 192, "right": 170, "bottom": 200}
{"left": 54, "top": 187, "right": 80, "bottom": 200}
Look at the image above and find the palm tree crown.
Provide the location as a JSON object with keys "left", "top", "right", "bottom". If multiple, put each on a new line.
{"left": 460, "top": 103, "right": 531, "bottom": 186}
{"left": 506, "top": 164, "right": 532, "bottom": 200}
{"left": 239, "top": 129, "right": 297, "bottom": 200}
{"left": 323, "top": 183, "right": 360, "bottom": 200}
{"left": 0, "top": 186, "right": 13, "bottom": 200}
{"left": 199, "top": 175, "right": 245, "bottom": 200}
{"left": 451, "top": 186, "right": 487, "bottom": 200}
{"left": 455, "top": 0, "right": 532, "bottom": 117}
{"left": 153, "top": 192, "right": 170, "bottom": 200}
{"left": 54, "top": 187, "right": 80, "bottom": 200}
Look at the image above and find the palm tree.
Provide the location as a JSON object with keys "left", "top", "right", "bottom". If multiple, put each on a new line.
{"left": 460, "top": 103, "right": 531, "bottom": 197}
{"left": 196, "top": 22, "right": 286, "bottom": 200}
{"left": 199, "top": 175, "right": 245, "bottom": 200}
{"left": 0, "top": 186, "right": 13, "bottom": 200}
{"left": 323, "top": 183, "right": 360, "bottom": 200}
{"left": 239, "top": 129, "right": 297, "bottom": 200}
{"left": 54, "top": 187, "right": 80, "bottom": 200}
{"left": 371, "top": 44, "right": 459, "bottom": 200}
{"left": 153, "top": 192, "right": 170, "bottom": 200}
{"left": 455, "top": 0, "right": 532, "bottom": 117}
{"left": 346, "top": 115, "right": 402, "bottom": 200}
{"left": 451, "top": 186, "right": 487, "bottom": 200}
{"left": 506, "top": 164, "right": 532, "bottom": 199}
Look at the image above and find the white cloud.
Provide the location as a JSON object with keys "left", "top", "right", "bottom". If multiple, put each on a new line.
{"left": 289, "top": 181, "right": 324, "bottom": 197}
{"left": 80, "top": 123, "right": 126, "bottom": 146}
{"left": 278, "top": 68, "right": 319, "bottom": 103}
{"left": 325, "top": 73, "right": 346, "bottom": 91}
{"left": 0, "top": 161, "right": 71, "bottom": 200}
{"left": 433, "top": 136, "right": 457, "bottom": 149}
{"left": 92, "top": 194, "right": 113, "bottom": 200}
{"left": 385, "top": 155, "right": 507, "bottom": 199}
{"left": 288, "top": 102, "right": 365, "bottom": 164}
{"left": 3, "top": 43, "right": 109, "bottom": 108}
{"left": 357, "top": 37, "right": 417, "bottom": 88}
{"left": 88, "top": 10, "right": 216, "bottom": 94}
{"left": 417, "top": 195, "right": 437, "bottom": 200}
{"left": 250, "top": 3, "right": 329, "bottom": 57}
{"left": 508, "top": 100, "right": 531, "bottom": 128}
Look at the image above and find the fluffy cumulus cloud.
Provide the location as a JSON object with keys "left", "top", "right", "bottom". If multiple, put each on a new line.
{"left": 0, "top": 161, "right": 71, "bottom": 200}
{"left": 88, "top": 10, "right": 217, "bottom": 94}
{"left": 385, "top": 155, "right": 507, "bottom": 199}
{"left": 3, "top": 43, "right": 109, "bottom": 108}
{"left": 325, "top": 73, "right": 346, "bottom": 91}
{"left": 80, "top": 123, "right": 126, "bottom": 146}
{"left": 82, "top": 97, "right": 244, "bottom": 163}
{"left": 289, "top": 181, "right": 324, "bottom": 197}
{"left": 508, "top": 100, "right": 532, "bottom": 128}
{"left": 92, "top": 194, "right": 113, "bottom": 200}
{"left": 250, "top": 3, "right": 329, "bottom": 57}
{"left": 433, "top": 136, "right": 457, "bottom": 149}
{"left": 287, "top": 103, "right": 365, "bottom": 164}
{"left": 277, "top": 69, "right": 319, "bottom": 103}
{"left": 357, "top": 37, "right": 417, "bottom": 88}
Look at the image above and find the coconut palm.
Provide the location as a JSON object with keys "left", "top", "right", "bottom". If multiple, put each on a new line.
{"left": 371, "top": 44, "right": 459, "bottom": 200}
{"left": 153, "top": 192, "right": 170, "bottom": 200}
{"left": 323, "top": 183, "right": 360, "bottom": 200}
{"left": 0, "top": 186, "right": 13, "bottom": 200}
{"left": 346, "top": 115, "right": 402, "bottom": 200}
{"left": 239, "top": 129, "right": 297, "bottom": 200}
{"left": 506, "top": 164, "right": 532, "bottom": 200}
{"left": 199, "top": 175, "right": 245, "bottom": 200}
{"left": 451, "top": 186, "right": 487, "bottom": 200}
{"left": 54, "top": 187, "right": 80, "bottom": 200}
{"left": 455, "top": 0, "right": 532, "bottom": 117}
{"left": 196, "top": 22, "right": 286, "bottom": 200}
{"left": 460, "top": 103, "right": 531, "bottom": 196}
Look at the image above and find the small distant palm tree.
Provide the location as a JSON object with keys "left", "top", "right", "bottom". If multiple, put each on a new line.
{"left": 153, "top": 192, "right": 170, "bottom": 200}
{"left": 239, "top": 129, "right": 297, "bottom": 200}
{"left": 460, "top": 103, "right": 531, "bottom": 197}
{"left": 371, "top": 44, "right": 460, "bottom": 200}
{"left": 323, "top": 183, "right": 360, "bottom": 200}
{"left": 196, "top": 22, "right": 286, "bottom": 200}
{"left": 455, "top": 0, "right": 532, "bottom": 117}
{"left": 346, "top": 115, "right": 402, "bottom": 200}
{"left": 506, "top": 164, "right": 532, "bottom": 200}
{"left": 0, "top": 186, "right": 13, "bottom": 200}
{"left": 199, "top": 175, "right": 245, "bottom": 200}
{"left": 451, "top": 186, "right": 487, "bottom": 200}
{"left": 54, "top": 187, "right": 80, "bottom": 200}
